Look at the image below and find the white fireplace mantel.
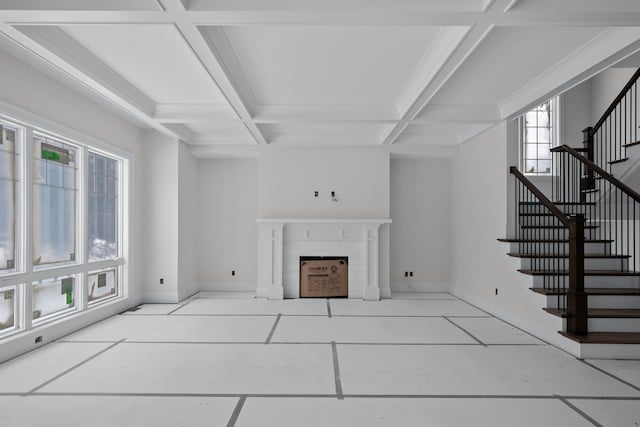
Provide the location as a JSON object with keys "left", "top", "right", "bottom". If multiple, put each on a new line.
{"left": 257, "top": 218, "right": 391, "bottom": 300}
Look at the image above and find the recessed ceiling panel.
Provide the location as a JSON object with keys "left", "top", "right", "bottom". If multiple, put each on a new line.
{"left": 0, "top": 0, "right": 161, "bottom": 10}
{"left": 258, "top": 122, "right": 393, "bottom": 144}
{"left": 395, "top": 122, "right": 490, "bottom": 145}
{"left": 511, "top": 0, "right": 640, "bottom": 12}
{"left": 430, "top": 26, "right": 607, "bottom": 106}
{"left": 61, "top": 24, "right": 228, "bottom": 104}
{"left": 209, "top": 25, "right": 441, "bottom": 106}
{"left": 186, "top": 0, "right": 487, "bottom": 12}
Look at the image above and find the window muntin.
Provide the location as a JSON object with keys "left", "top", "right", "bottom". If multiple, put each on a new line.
{"left": 88, "top": 268, "right": 117, "bottom": 305}
{"left": 0, "top": 285, "right": 16, "bottom": 333}
{"left": 0, "top": 124, "right": 18, "bottom": 274}
{"left": 88, "top": 152, "right": 118, "bottom": 261}
{"left": 521, "top": 98, "right": 558, "bottom": 175}
{"left": 32, "top": 135, "right": 78, "bottom": 267}
{"left": 32, "top": 275, "right": 76, "bottom": 323}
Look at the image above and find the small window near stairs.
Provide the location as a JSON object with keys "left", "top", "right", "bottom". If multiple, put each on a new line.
{"left": 520, "top": 97, "right": 559, "bottom": 175}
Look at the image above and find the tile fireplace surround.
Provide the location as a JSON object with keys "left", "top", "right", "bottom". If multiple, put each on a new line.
{"left": 256, "top": 219, "right": 391, "bottom": 300}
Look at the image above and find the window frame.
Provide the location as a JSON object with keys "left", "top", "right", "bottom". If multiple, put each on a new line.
{"left": 0, "top": 108, "right": 131, "bottom": 340}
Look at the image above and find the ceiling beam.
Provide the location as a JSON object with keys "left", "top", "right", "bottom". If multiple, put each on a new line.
{"left": 159, "top": 0, "right": 267, "bottom": 144}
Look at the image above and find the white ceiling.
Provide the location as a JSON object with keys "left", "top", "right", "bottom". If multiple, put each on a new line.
{"left": 0, "top": 0, "right": 640, "bottom": 155}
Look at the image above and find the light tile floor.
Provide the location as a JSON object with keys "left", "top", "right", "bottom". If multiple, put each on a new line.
{"left": 0, "top": 292, "right": 639, "bottom": 426}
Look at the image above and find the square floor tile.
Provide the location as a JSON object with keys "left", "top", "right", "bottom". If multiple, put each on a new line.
{"left": 236, "top": 397, "right": 593, "bottom": 427}
{"left": 63, "top": 315, "right": 275, "bottom": 343}
{"left": 391, "top": 292, "right": 457, "bottom": 300}
{"left": 447, "top": 317, "right": 545, "bottom": 345}
{"left": 569, "top": 399, "right": 640, "bottom": 427}
{"left": 272, "top": 316, "right": 477, "bottom": 344}
{"left": 120, "top": 304, "right": 182, "bottom": 315}
{"left": 584, "top": 359, "right": 640, "bottom": 389}
{"left": 0, "top": 343, "right": 111, "bottom": 393}
{"left": 337, "top": 345, "right": 640, "bottom": 396}
{"left": 330, "top": 299, "right": 488, "bottom": 317}
{"left": 39, "top": 343, "right": 336, "bottom": 395}
{"left": 0, "top": 395, "right": 238, "bottom": 427}
{"left": 174, "top": 298, "right": 328, "bottom": 316}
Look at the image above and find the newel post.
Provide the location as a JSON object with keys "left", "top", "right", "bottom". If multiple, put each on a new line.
{"left": 567, "top": 214, "right": 588, "bottom": 335}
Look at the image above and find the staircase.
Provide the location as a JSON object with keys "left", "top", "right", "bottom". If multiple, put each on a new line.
{"left": 500, "top": 69, "right": 640, "bottom": 358}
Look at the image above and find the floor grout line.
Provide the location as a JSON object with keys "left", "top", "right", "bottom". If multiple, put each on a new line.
{"left": 443, "top": 316, "right": 487, "bottom": 347}
{"left": 166, "top": 298, "right": 196, "bottom": 315}
{"left": 54, "top": 340, "right": 547, "bottom": 346}
{"left": 226, "top": 395, "right": 247, "bottom": 427}
{"left": 327, "top": 299, "right": 332, "bottom": 318}
{"left": 2, "top": 391, "right": 638, "bottom": 400}
{"left": 25, "top": 338, "right": 126, "bottom": 395}
{"left": 557, "top": 395, "right": 603, "bottom": 427}
{"left": 331, "top": 341, "right": 344, "bottom": 400}
{"left": 579, "top": 360, "right": 640, "bottom": 393}
{"left": 264, "top": 313, "right": 281, "bottom": 344}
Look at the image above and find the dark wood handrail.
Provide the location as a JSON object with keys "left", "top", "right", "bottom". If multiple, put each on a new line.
{"left": 591, "top": 68, "right": 640, "bottom": 134}
{"left": 509, "top": 166, "right": 570, "bottom": 226}
{"left": 551, "top": 144, "right": 640, "bottom": 204}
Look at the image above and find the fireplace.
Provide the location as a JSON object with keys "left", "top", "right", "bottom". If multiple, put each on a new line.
{"left": 300, "top": 256, "right": 348, "bottom": 298}
{"left": 256, "top": 219, "right": 391, "bottom": 300}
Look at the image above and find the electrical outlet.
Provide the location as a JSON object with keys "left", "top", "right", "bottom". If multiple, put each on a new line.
{"left": 409, "top": 272, "right": 414, "bottom": 277}
{"left": 314, "top": 191, "right": 319, "bottom": 197}
{"left": 160, "top": 278, "right": 164, "bottom": 285}
{"left": 495, "top": 288, "right": 498, "bottom": 295}
{"left": 404, "top": 272, "right": 408, "bottom": 277}
{"left": 232, "top": 270, "right": 236, "bottom": 276}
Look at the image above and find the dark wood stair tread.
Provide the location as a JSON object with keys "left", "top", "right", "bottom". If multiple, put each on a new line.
{"left": 559, "top": 331, "right": 640, "bottom": 344}
{"left": 520, "top": 225, "right": 599, "bottom": 229}
{"left": 498, "top": 238, "right": 613, "bottom": 243}
{"left": 519, "top": 269, "right": 640, "bottom": 276}
{"left": 530, "top": 287, "right": 640, "bottom": 296}
{"left": 609, "top": 157, "right": 629, "bottom": 165}
{"left": 519, "top": 201, "right": 596, "bottom": 206}
{"left": 508, "top": 253, "right": 629, "bottom": 259}
{"left": 544, "top": 308, "right": 640, "bottom": 318}
{"left": 623, "top": 140, "right": 640, "bottom": 148}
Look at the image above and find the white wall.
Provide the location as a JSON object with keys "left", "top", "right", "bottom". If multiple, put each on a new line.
{"left": 451, "top": 121, "right": 575, "bottom": 352}
{"left": 390, "top": 158, "right": 451, "bottom": 291}
{"left": 590, "top": 68, "right": 636, "bottom": 123}
{"left": 178, "top": 142, "right": 200, "bottom": 299}
{"left": 560, "top": 79, "right": 592, "bottom": 147}
{"left": 258, "top": 146, "right": 390, "bottom": 218}
{"left": 0, "top": 48, "right": 145, "bottom": 362}
{"left": 138, "top": 130, "right": 180, "bottom": 302}
{"left": 197, "top": 159, "right": 258, "bottom": 290}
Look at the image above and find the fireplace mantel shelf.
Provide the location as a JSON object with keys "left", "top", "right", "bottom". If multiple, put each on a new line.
{"left": 257, "top": 219, "right": 391, "bottom": 301}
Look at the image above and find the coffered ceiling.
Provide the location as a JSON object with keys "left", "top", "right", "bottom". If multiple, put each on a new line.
{"left": 1, "top": 0, "right": 640, "bottom": 155}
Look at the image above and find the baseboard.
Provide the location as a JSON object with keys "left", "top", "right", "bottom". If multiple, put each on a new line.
{"left": 198, "top": 282, "right": 257, "bottom": 292}
{"left": 139, "top": 290, "right": 181, "bottom": 304}
{"left": 391, "top": 282, "right": 450, "bottom": 293}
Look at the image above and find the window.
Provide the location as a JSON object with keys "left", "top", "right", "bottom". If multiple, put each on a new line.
{"left": 88, "top": 152, "right": 118, "bottom": 261}
{"left": 0, "top": 286, "right": 16, "bottom": 332}
{"left": 32, "top": 135, "right": 78, "bottom": 267}
{"left": 0, "top": 110, "right": 129, "bottom": 339}
{"left": 32, "top": 275, "right": 76, "bottom": 323}
{"left": 0, "top": 123, "right": 19, "bottom": 274}
{"left": 521, "top": 97, "right": 558, "bottom": 175}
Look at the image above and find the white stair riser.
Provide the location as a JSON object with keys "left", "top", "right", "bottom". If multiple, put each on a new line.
{"left": 531, "top": 275, "right": 640, "bottom": 287}
{"left": 520, "top": 257, "right": 628, "bottom": 270}
{"left": 508, "top": 242, "right": 611, "bottom": 254}
{"left": 546, "top": 295, "right": 640, "bottom": 309}
{"left": 587, "top": 317, "right": 640, "bottom": 332}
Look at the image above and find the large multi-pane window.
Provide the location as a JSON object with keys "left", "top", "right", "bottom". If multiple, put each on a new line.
{"left": 88, "top": 152, "right": 118, "bottom": 261}
{"left": 0, "top": 112, "right": 127, "bottom": 340}
{"left": 0, "top": 123, "right": 19, "bottom": 273}
{"left": 32, "top": 135, "right": 78, "bottom": 267}
{"left": 521, "top": 98, "right": 558, "bottom": 175}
